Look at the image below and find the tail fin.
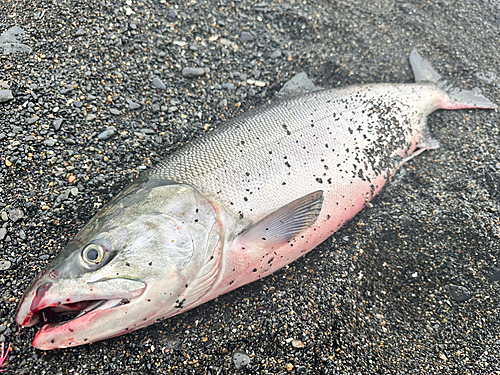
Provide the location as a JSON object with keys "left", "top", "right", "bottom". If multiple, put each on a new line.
{"left": 410, "top": 49, "right": 497, "bottom": 110}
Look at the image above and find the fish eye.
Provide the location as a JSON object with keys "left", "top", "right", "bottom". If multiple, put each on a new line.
{"left": 82, "top": 244, "right": 105, "bottom": 265}
{"left": 80, "top": 239, "right": 112, "bottom": 269}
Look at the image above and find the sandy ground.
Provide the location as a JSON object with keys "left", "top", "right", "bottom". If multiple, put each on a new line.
{"left": 0, "top": 0, "right": 499, "bottom": 373}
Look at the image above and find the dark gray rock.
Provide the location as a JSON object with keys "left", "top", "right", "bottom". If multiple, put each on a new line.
{"left": 152, "top": 77, "right": 166, "bottom": 90}
{"left": 182, "top": 67, "right": 205, "bottom": 78}
{"left": 0, "top": 90, "right": 13, "bottom": 103}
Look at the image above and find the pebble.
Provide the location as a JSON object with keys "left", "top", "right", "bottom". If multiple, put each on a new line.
{"left": 232, "top": 350, "right": 251, "bottom": 369}
{"left": 151, "top": 104, "right": 160, "bottom": 113}
{"left": 152, "top": 77, "right": 166, "bottom": 90}
{"left": 0, "top": 212, "right": 8, "bottom": 222}
{"left": 0, "top": 260, "right": 11, "bottom": 270}
{"left": 109, "top": 108, "right": 121, "bottom": 115}
{"left": 291, "top": 339, "right": 304, "bottom": 348}
{"left": 182, "top": 67, "right": 205, "bottom": 78}
{"left": 43, "top": 139, "right": 56, "bottom": 146}
{"left": 279, "top": 72, "right": 318, "bottom": 96}
{"left": 86, "top": 114, "right": 96, "bottom": 121}
{"left": 0, "top": 90, "right": 13, "bottom": 103}
{"left": 26, "top": 115, "right": 40, "bottom": 124}
{"left": 98, "top": 126, "right": 116, "bottom": 140}
{"left": 53, "top": 118, "right": 63, "bottom": 130}
{"left": 270, "top": 49, "right": 282, "bottom": 58}
{"left": 75, "top": 28, "right": 86, "bottom": 36}
{"left": 0, "top": 227, "right": 6, "bottom": 240}
{"left": 241, "top": 31, "right": 254, "bottom": 41}
{"left": 445, "top": 284, "right": 473, "bottom": 302}
{"left": 8, "top": 208, "right": 23, "bottom": 222}
{"left": 127, "top": 99, "right": 141, "bottom": 109}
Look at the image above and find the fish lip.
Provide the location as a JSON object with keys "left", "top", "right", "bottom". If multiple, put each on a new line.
{"left": 31, "top": 297, "right": 130, "bottom": 349}
{"left": 16, "top": 279, "right": 148, "bottom": 341}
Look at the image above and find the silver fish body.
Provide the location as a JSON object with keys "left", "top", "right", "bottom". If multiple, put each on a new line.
{"left": 16, "top": 50, "right": 496, "bottom": 349}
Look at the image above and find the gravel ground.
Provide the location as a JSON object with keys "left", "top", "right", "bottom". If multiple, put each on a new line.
{"left": 1, "top": 0, "right": 500, "bottom": 374}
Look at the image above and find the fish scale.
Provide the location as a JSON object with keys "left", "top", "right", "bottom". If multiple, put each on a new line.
{"left": 150, "top": 83, "right": 440, "bottom": 223}
{"left": 16, "top": 50, "right": 497, "bottom": 350}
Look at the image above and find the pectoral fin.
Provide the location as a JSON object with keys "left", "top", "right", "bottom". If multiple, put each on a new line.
{"left": 237, "top": 190, "right": 324, "bottom": 248}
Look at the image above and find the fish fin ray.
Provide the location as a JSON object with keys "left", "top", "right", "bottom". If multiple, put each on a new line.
{"left": 410, "top": 48, "right": 497, "bottom": 109}
{"left": 237, "top": 190, "right": 324, "bottom": 247}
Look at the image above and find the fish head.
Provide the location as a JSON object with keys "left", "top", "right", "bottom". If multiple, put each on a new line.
{"left": 16, "top": 181, "right": 223, "bottom": 350}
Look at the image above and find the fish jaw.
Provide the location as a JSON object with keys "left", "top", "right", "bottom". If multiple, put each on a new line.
{"left": 16, "top": 273, "right": 147, "bottom": 349}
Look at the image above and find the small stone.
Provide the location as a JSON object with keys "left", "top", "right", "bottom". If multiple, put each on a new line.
{"left": 43, "top": 139, "right": 56, "bottom": 146}
{"left": 1, "top": 212, "right": 8, "bottom": 221}
{"left": 8, "top": 208, "right": 23, "bottom": 222}
{"left": 98, "top": 126, "right": 116, "bottom": 140}
{"left": 19, "top": 229, "right": 26, "bottom": 240}
{"left": 68, "top": 175, "right": 76, "bottom": 183}
{"left": 151, "top": 104, "right": 160, "bottom": 113}
{"left": 291, "top": 339, "right": 304, "bottom": 348}
{"left": 446, "top": 284, "right": 473, "bottom": 302}
{"left": 70, "top": 187, "right": 79, "bottom": 196}
{"left": 0, "top": 260, "right": 11, "bottom": 270}
{"left": 270, "top": 49, "right": 282, "bottom": 59}
{"left": 254, "top": 80, "right": 266, "bottom": 87}
{"left": 0, "top": 90, "right": 13, "bottom": 103}
{"left": 286, "top": 363, "right": 294, "bottom": 371}
{"left": 240, "top": 31, "right": 254, "bottom": 41}
{"left": 182, "top": 67, "right": 205, "bottom": 78}
{"left": 5, "top": 159, "right": 12, "bottom": 167}
{"left": 75, "top": 28, "right": 86, "bottom": 36}
{"left": 86, "top": 114, "right": 96, "bottom": 121}
{"left": 12, "top": 126, "right": 22, "bottom": 133}
{"left": 219, "top": 99, "right": 227, "bottom": 108}
{"left": 232, "top": 350, "right": 251, "bottom": 369}
{"left": 27, "top": 115, "right": 40, "bottom": 124}
{"left": 53, "top": 118, "right": 63, "bottom": 131}
{"left": 152, "top": 77, "right": 166, "bottom": 90}
{"left": 127, "top": 99, "right": 141, "bottom": 109}
{"left": 57, "top": 190, "right": 70, "bottom": 202}
{"left": 109, "top": 108, "right": 121, "bottom": 115}
{"left": 0, "top": 80, "right": 9, "bottom": 89}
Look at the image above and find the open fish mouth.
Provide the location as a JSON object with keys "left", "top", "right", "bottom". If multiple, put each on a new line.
{"left": 16, "top": 277, "right": 148, "bottom": 349}
{"left": 29, "top": 298, "right": 131, "bottom": 330}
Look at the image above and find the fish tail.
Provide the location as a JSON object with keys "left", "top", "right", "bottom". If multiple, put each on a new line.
{"left": 410, "top": 48, "right": 497, "bottom": 110}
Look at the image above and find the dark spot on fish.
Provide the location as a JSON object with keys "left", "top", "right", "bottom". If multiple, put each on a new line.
{"left": 51, "top": 340, "right": 54, "bottom": 344}
{"left": 185, "top": 284, "right": 189, "bottom": 288}
{"left": 149, "top": 262, "right": 152, "bottom": 266}
{"left": 316, "top": 178, "right": 323, "bottom": 183}
{"left": 253, "top": 268, "right": 257, "bottom": 272}
{"left": 262, "top": 237, "right": 266, "bottom": 241}
{"left": 69, "top": 328, "right": 74, "bottom": 332}
{"left": 126, "top": 262, "right": 130, "bottom": 266}
{"left": 244, "top": 197, "right": 248, "bottom": 201}
{"left": 285, "top": 161, "right": 291, "bottom": 168}
{"left": 120, "top": 299, "right": 130, "bottom": 305}
{"left": 230, "top": 280, "right": 234, "bottom": 285}
{"left": 84, "top": 339, "right": 88, "bottom": 342}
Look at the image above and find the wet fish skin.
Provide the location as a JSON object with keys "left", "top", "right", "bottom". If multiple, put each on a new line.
{"left": 15, "top": 50, "right": 496, "bottom": 350}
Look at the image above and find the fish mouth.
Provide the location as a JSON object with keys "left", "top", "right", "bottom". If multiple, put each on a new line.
{"left": 16, "top": 278, "right": 148, "bottom": 349}
{"left": 28, "top": 298, "right": 131, "bottom": 329}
